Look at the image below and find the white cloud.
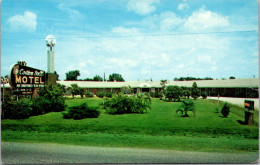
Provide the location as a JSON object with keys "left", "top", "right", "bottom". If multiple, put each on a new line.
{"left": 177, "top": 3, "right": 189, "bottom": 10}
{"left": 161, "top": 53, "right": 169, "bottom": 62}
{"left": 7, "top": 11, "right": 37, "bottom": 32}
{"left": 112, "top": 26, "right": 139, "bottom": 34}
{"left": 58, "top": 3, "right": 84, "bottom": 20}
{"left": 160, "top": 11, "right": 183, "bottom": 30}
{"left": 127, "top": 0, "right": 160, "bottom": 15}
{"left": 79, "top": 62, "right": 86, "bottom": 67}
{"left": 198, "top": 55, "right": 212, "bottom": 63}
{"left": 183, "top": 8, "right": 229, "bottom": 32}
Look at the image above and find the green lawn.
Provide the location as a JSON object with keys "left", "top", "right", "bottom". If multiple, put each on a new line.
{"left": 1, "top": 98, "right": 259, "bottom": 152}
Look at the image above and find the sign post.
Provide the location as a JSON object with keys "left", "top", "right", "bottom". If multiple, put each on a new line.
{"left": 244, "top": 100, "right": 254, "bottom": 125}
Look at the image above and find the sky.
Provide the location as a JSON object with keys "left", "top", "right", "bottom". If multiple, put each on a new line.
{"left": 1, "top": 0, "right": 259, "bottom": 81}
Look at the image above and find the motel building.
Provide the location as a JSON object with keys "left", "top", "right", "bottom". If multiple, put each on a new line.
{"left": 2, "top": 78, "right": 258, "bottom": 98}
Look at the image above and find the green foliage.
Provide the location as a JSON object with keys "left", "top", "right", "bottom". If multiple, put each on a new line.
{"left": 174, "top": 77, "right": 213, "bottom": 81}
{"left": 63, "top": 103, "right": 100, "bottom": 120}
{"left": 97, "top": 91, "right": 105, "bottom": 98}
{"left": 104, "top": 92, "right": 113, "bottom": 98}
{"left": 69, "top": 83, "right": 84, "bottom": 98}
{"left": 32, "top": 84, "right": 67, "bottom": 113}
{"left": 109, "top": 73, "right": 124, "bottom": 81}
{"left": 2, "top": 99, "right": 32, "bottom": 119}
{"left": 164, "top": 85, "right": 182, "bottom": 101}
{"left": 103, "top": 93, "right": 151, "bottom": 114}
{"left": 65, "top": 70, "right": 80, "bottom": 80}
{"left": 182, "top": 89, "right": 191, "bottom": 99}
{"left": 229, "top": 76, "right": 236, "bottom": 79}
{"left": 85, "top": 91, "right": 94, "bottom": 97}
{"left": 201, "top": 91, "right": 208, "bottom": 99}
{"left": 191, "top": 82, "right": 200, "bottom": 100}
{"left": 149, "top": 91, "right": 161, "bottom": 98}
{"left": 79, "top": 88, "right": 85, "bottom": 98}
{"left": 93, "top": 75, "right": 103, "bottom": 81}
{"left": 121, "top": 85, "right": 133, "bottom": 94}
{"left": 176, "top": 99, "right": 195, "bottom": 117}
{"left": 221, "top": 102, "right": 231, "bottom": 118}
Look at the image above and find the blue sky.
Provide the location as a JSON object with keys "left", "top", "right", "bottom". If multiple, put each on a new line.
{"left": 1, "top": 0, "right": 258, "bottom": 81}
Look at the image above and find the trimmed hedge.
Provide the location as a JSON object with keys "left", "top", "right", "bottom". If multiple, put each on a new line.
{"left": 63, "top": 103, "right": 100, "bottom": 120}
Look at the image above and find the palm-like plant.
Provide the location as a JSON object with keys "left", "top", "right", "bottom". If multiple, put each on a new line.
{"left": 176, "top": 99, "right": 195, "bottom": 117}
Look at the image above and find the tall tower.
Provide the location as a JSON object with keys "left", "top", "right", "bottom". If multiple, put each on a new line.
{"left": 45, "top": 35, "right": 57, "bottom": 85}
{"left": 45, "top": 35, "right": 56, "bottom": 73}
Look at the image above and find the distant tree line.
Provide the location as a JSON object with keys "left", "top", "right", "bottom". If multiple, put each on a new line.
{"left": 174, "top": 76, "right": 237, "bottom": 81}
{"left": 65, "top": 70, "right": 125, "bottom": 82}
{"left": 174, "top": 77, "right": 213, "bottom": 81}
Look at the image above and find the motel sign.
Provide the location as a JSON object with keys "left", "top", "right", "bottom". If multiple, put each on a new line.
{"left": 9, "top": 63, "right": 46, "bottom": 94}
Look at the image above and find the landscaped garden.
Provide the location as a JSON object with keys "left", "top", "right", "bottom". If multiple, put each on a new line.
{"left": 1, "top": 95, "right": 259, "bottom": 153}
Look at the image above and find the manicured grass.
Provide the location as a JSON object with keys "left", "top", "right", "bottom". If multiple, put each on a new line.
{"left": 1, "top": 98, "right": 259, "bottom": 152}
{"left": 2, "top": 131, "right": 259, "bottom": 153}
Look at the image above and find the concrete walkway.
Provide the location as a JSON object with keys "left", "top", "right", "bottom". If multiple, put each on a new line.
{"left": 208, "top": 97, "right": 259, "bottom": 110}
{"left": 1, "top": 142, "right": 259, "bottom": 164}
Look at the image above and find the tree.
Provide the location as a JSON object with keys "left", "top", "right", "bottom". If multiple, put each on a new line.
{"left": 83, "top": 78, "right": 93, "bottom": 81}
{"left": 229, "top": 76, "right": 236, "bottom": 79}
{"left": 69, "top": 83, "right": 83, "bottom": 98}
{"left": 54, "top": 71, "right": 59, "bottom": 80}
{"left": 164, "top": 85, "right": 182, "bottom": 101}
{"left": 109, "top": 73, "right": 124, "bottom": 81}
{"left": 66, "top": 70, "right": 80, "bottom": 80}
{"left": 221, "top": 102, "right": 230, "bottom": 117}
{"left": 191, "top": 82, "right": 200, "bottom": 100}
{"left": 93, "top": 75, "right": 103, "bottom": 81}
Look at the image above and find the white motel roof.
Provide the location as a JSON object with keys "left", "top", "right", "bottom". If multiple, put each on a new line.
{"left": 57, "top": 78, "right": 259, "bottom": 88}
{"left": 1, "top": 78, "right": 259, "bottom": 89}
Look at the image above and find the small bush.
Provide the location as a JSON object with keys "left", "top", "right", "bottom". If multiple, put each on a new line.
{"left": 104, "top": 92, "right": 113, "bottom": 98}
{"left": 221, "top": 102, "right": 230, "bottom": 118}
{"left": 150, "top": 91, "right": 161, "bottom": 98}
{"left": 2, "top": 99, "right": 32, "bottom": 119}
{"left": 97, "top": 91, "right": 105, "bottom": 98}
{"left": 85, "top": 91, "right": 94, "bottom": 97}
{"left": 63, "top": 103, "right": 100, "bottom": 120}
{"left": 201, "top": 91, "right": 207, "bottom": 99}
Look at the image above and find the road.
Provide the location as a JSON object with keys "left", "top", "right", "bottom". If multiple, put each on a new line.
{"left": 1, "top": 142, "right": 259, "bottom": 164}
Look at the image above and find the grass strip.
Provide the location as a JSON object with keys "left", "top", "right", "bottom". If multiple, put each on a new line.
{"left": 2, "top": 131, "right": 259, "bottom": 153}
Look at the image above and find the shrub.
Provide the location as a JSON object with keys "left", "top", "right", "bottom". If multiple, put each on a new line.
{"left": 150, "top": 91, "right": 161, "bottom": 98}
{"left": 176, "top": 99, "right": 195, "bottom": 117}
{"left": 63, "top": 103, "right": 100, "bottom": 120}
{"left": 2, "top": 98, "right": 32, "bottom": 119}
{"left": 85, "top": 91, "right": 94, "bottom": 97}
{"left": 33, "top": 84, "right": 67, "bottom": 113}
{"left": 121, "top": 85, "right": 133, "bottom": 94}
{"left": 182, "top": 90, "right": 191, "bottom": 99}
{"left": 221, "top": 102, "right": 230, "bottom": 118}
{"left": 103, "top": 93, "right": 151, "bottom": 115}
{"left": 97, "top": 91, "right": 105, "bottom": 98}
{"left": 104, "top": 92, "right": 113, "bottom": 98}
{"left": 201, "top": 91, "right": 207, "bottom": 99}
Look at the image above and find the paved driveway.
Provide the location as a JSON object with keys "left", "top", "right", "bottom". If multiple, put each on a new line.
{"left": 208, "top": 97, "right": 259, "bottom": 110}
{"left": 1, "top": 142, "right": 259, "bottom": 164}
